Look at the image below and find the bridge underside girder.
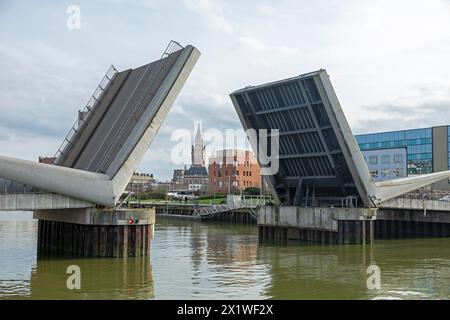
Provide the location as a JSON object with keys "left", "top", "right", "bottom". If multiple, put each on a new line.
{"left": 231, "top": 70, "right": 372, "bottom": 207}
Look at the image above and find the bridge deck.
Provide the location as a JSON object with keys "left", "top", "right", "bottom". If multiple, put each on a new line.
{"left": 57, "top": 42, "right": 184, "bottom": 176}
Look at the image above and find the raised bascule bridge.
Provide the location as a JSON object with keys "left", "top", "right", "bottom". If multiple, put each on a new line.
{"left": 231, "top": 70, "right": 450, "bottom": 244}
{"left": 2, "top": 42, "right": 450, "bottom": 252}
{"left": 0, "top": 41, "right": 201, "bottom": 257}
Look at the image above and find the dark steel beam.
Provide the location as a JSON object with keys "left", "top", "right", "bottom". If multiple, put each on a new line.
{"left": 278, "top": 152, "right": 328, "bottom": 159}
{"left": 297, "top": 78, "right": 348, "bottom": 196}
{"left": 244, "top": 102, "right": 309, "bottom": 116}
{"left": 278, "top": 126, "right": 332, "bottom": 136}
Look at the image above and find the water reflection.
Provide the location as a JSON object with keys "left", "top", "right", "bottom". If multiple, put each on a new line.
{"left": 2, "top": 212, "right": 450, "bottom": 299}
{"left": 258, "top": 239, "right": 450, "bottom": 299}
{"left": 0, "top": 213, "right": 36, "bottom": 299}
{"left": 152, "top": 218, "right": 271, "bottom": 299}
{"left": 29, "top": 256, "right": 154, "bottom": 299}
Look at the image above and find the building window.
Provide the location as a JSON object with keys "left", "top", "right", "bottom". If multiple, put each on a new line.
{"left": 394, "top": 154, "right": 403, "bottom": 163}
{"left": 369, "top": 156, "right": 378, "bottom": 165}
{"left": 381, "top": 155, "right": 390, "bottom": 164}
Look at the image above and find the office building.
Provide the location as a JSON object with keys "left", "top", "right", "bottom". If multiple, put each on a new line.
{"left": 360, "top": 147, "right": 407, "bottom": 181}
{"left": 355, "top": 126, "right": 450, "bottom": 189}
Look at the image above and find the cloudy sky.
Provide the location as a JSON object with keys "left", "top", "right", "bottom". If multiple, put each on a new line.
{"left": 1, "top": 0, "right": 450, "bottom": 180}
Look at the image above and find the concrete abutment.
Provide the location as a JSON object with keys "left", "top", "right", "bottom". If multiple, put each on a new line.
{"left": 34, "top": 208, "right": 155, "bottom": 257}
{"left": 258, "top": 206, "right": 450, "bottom": 244}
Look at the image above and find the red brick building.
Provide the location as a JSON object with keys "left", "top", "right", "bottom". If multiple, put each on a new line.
{"left": 38, "top": 157, "right": 56, "bottom": 164}
{"left": 208, "top": 149, "right": 260, "bottom": 195}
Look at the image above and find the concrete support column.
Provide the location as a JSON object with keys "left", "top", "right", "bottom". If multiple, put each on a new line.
{"left": 34, "top": 208, "right": 155, "bottom": 258}
{"left": 257, "top": 205, "right": 450, "bottom": 244}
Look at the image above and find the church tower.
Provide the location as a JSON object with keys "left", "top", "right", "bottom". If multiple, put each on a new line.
{"left": 191, "top": 123, "right": 206, "bottom": 167}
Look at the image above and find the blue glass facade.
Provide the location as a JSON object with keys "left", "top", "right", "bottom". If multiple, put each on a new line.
{"left": 355, "top": 128, "right": 434, "bottom": 175}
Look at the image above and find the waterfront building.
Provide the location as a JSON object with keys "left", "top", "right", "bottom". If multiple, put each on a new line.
{"left": 172, "top": 168, "right": 185, "bottom": 183}
{"left": 355, "top": 125, "right": 450, "bottom": 189}
{"left": 184, "top": 166, "right": 209, "bottom": 193}
{"left": 125, "top": 172, "right": 155, "bottom": 194}
{"left": 208, "top": 149, "right": 260, "bottom": 195}
{"left": 171, "top": 124, "right": 209, "bottom": 193}
{"left": 359, "top": 147, "right": 407, "bottom": 181}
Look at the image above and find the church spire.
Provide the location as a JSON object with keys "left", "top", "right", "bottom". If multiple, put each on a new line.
{"left": 192, "top": 123, "right": 205, "bottom": 167}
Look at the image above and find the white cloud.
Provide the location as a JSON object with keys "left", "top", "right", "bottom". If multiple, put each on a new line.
{"left": 256, "top": 4, "right": 276, "bottom": 16}
{"left": 108, "top": 0, "right": 160, "bottom": 8}
{"left": 2, "top": 0, "right": 450, "bottom": 180}
{"left": 183, "top": 0, "right": 234, "bottom": 34}
{"left": 238, "top": 36, "right": 302, "bottom": 57}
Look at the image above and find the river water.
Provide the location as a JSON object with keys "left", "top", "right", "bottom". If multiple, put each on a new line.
{"left": 1, "top": 211, "right": 450, "bottom": 300}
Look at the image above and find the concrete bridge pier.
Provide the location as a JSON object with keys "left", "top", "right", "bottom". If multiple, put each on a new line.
{"left": 258, "top": 205, "right": 450, "bottom": 244}
{"left": 34, "top": 208, "right": 155, "bottom": 257}
{"left": 258, "top": 206, "right": 377, "bottom": 244}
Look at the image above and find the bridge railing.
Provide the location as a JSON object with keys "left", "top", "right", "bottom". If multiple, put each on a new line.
{"left": 53, "top": 65, "right": 118, "bottom": 165}
{"left": 241, "top": 195, "right": 273, "bottom": 208}
{"left": 228, "top": 195, "right": 273, "bottom": 209}
{"left": 193, "top": 204, "right": 231, "bottom": 217}
{"left": 399, "top": 189, "right": 450, "bottom": 202}
{"left": 94, "top": 40, "right": 184, "bottom": 173}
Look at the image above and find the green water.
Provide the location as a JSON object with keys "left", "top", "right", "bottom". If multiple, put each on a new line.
{"left": 1, "top": 212, "right": 450, "bottom": 299}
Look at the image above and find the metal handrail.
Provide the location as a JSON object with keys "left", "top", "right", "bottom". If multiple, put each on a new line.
{"left": 53, "top": 65, "right": 118, "bottom": 165}
{"left": 399, "top": 189, "right": 450, "bottom": 201}
{"left": 193, "top": 204, "right": 231, "bottom": 217}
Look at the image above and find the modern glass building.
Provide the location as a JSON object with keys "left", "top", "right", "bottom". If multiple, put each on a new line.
{"left": 355, "top": 128, "right": 433, "bottom": 175}
{"left": 355, "top": 125, "right": 450, "bottom": 189}
{"left": 360, "top": 147, "right": 407, "bottom": 181}
{"left": 448, "top": 126, "right": 450, "bottom": 169}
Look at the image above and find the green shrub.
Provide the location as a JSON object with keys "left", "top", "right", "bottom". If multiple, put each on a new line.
{"left": 244, "top": 187, "right": 261, "bottom": 195}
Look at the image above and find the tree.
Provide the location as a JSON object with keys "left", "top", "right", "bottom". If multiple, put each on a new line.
{"left": 244, "top": 187, "right": 261, "bottom": 195}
